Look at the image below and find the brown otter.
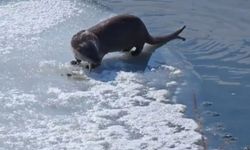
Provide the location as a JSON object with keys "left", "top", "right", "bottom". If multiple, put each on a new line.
{"left": 70, "top": 14, "right": 186, "bottom": 69}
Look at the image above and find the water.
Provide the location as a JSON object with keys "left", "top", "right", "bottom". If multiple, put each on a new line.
{"left": 100, "top": 0, "right": 250, "bottom": 149}
{"left": 0, "top": 0, "right": 201, "bottom": 149}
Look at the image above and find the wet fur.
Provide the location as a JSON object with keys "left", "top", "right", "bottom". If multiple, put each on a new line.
{"left": 70, "top": 14, "right": 186, "bottom": 69}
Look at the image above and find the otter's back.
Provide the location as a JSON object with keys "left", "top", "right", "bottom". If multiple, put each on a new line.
{"left": 88, "top": 15, "right": 150, "bottom": 51}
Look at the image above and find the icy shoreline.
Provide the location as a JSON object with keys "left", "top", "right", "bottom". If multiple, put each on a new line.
{"left": 0, "top": 0, "right": 202, "bottom": 149}
{"left": 1, "top": 65, "right": 202, "bottom": 150}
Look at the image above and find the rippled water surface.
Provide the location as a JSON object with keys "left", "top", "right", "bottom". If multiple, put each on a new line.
{"left": 101, "top": 0, "right": 250, "bottom": 149}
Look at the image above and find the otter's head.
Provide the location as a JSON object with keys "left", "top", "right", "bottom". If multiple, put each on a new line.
{"left": 71, "top": 30, "right": 102, "bottom": 65}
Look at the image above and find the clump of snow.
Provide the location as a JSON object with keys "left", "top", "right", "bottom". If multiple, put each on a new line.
{"left": 0, "top": 66, "right": 202, "bottom": 150}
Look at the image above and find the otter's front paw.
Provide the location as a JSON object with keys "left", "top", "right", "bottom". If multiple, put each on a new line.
{"left": 85, "top": 63, "right": 100, "bottom": 70}
{"left": 71, "top": 60, "right": 78, "bottom": 65}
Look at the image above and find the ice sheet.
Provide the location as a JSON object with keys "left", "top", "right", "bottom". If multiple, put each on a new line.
{"left": 0, "top": 0, "right": 202, "bottom": 149}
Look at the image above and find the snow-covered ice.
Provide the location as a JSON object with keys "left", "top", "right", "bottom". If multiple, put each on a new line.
{"left": 0, "top": 0, "right": 202, "bottom": 149}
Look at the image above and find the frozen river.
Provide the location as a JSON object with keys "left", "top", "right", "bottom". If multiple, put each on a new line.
{"left": 2, "top": 0, "right": 250, "bottom": 149}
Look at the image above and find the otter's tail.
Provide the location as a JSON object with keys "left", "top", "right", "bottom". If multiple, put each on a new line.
{"left": 147, "top": 26, "right": 186, "bottom": 45}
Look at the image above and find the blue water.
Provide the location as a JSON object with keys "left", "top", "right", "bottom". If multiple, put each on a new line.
{"left": 101, "top": 0, "right": 250, "bottom": 149}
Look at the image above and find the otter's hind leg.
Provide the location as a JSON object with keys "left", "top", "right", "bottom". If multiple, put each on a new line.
{"left": 123, "top": 46, "right": 133, "bottom": 52}
{"left": 131, "top": 44, "right": 144, "bottom": 56}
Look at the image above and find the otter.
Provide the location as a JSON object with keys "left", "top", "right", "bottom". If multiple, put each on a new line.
{"left": 70, "top": 14, "right": 186, "bottom": 70}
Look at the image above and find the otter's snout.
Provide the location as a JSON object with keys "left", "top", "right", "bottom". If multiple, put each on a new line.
{"left": 71, "top": 30, "right": 102, "bottom": 67}
{"left": 72, "top": 40, "right": 101, "bottom": 65}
